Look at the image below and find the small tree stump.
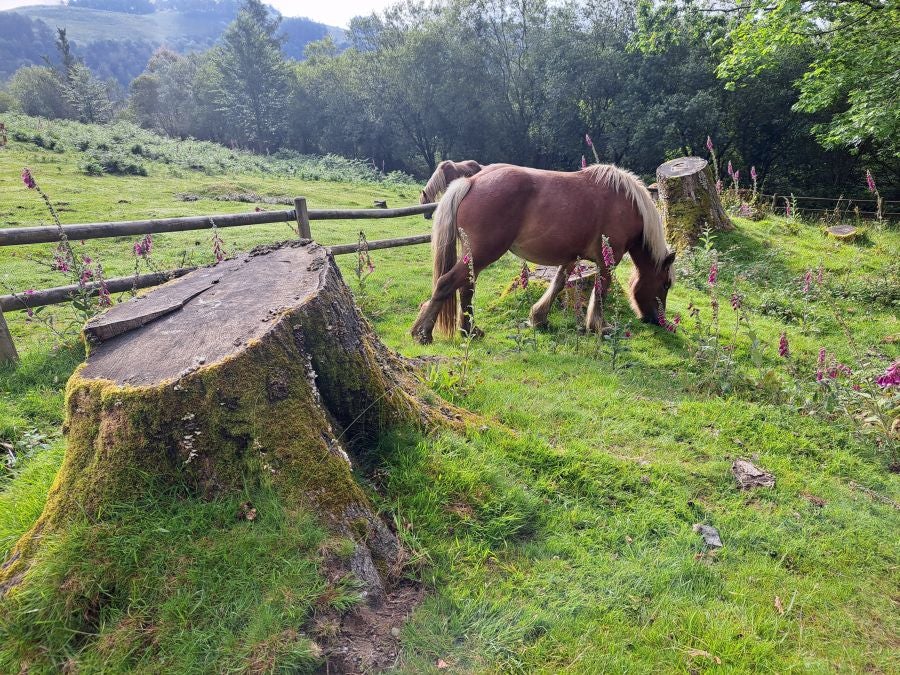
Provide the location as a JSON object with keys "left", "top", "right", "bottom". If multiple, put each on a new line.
{"left": 1, "top": 241, "right": 447, "bottom": 601}
{"left": 656, "top": 157, "right": 732, "bottom": 249}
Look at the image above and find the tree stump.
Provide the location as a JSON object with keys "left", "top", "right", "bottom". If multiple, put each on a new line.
{"left": 1, "top": 241, "right": 445, "bottom": 601}
{"left": 656, "top": 157, "right": 732, "bottom": 249}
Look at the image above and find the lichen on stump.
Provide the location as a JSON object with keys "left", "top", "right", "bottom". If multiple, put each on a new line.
{"left": 656, "top": 156, "right": 732, "bottom": 250}
{"left": 1, "top": 241, "right": 445, "bottom": 601}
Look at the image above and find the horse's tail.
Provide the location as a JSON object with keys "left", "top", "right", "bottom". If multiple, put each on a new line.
{"left": 432, "top": 177, "right": 472, "bottom": 336}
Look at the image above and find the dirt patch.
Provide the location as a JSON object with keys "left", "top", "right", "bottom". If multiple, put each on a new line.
{"left": 317, "top": 582, "right": 423, "bottom": 674}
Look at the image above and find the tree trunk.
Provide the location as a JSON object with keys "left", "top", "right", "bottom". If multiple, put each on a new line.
{"left": 1, "top": 241, "right": 447, "bottom": 601}
{"left": 656, "top": 157, "right": 732, "bottom": 250}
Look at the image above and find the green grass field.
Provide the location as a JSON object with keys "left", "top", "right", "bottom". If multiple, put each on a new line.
{"left": 1, "top": 116, "right": 898, "bottom": 673}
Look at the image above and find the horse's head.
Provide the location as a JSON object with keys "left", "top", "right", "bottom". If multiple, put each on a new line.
{"left": 419, "top": 189, "right": 429, "bottom": 205}
{"left": 630, "top": 249, "right": 676, "bottom": 325}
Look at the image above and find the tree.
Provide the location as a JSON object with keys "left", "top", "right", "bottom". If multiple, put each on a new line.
{"left": 64, "top": 63, "right": 113, "bottom": 124}
{"left": 718, "top": 0, "right": 900, "bottom": 161}
{"left": 7, "top": 66, "right": 71, "bottom": 118}
{"left": 130, "top": 49, "right": 201, "bottom": 136}
{"left": 207, "top": 0, "right": 293, "bottom": 151}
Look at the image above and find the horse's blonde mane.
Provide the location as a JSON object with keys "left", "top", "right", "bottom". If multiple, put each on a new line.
{"left": 422, "top": 162, "right": 450, "bottom": 203}
{"left": 584, "top": 164, "right": 667, "bottom": 267}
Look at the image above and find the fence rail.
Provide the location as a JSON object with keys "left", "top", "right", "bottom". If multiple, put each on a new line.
{"left": 0, "top": 197, "right": 438, "bottom": 363}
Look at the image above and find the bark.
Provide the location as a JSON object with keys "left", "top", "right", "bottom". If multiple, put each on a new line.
{"left": 1, "top": 241, "right": 448, "bottom": 600}
{"left": 656, "top": 157, "right": 732, "bottom": 250}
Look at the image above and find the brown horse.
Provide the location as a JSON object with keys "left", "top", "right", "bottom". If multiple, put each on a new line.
{"left": 420, "top": 160, "right": 485, "bottom": 206}
{"left": 411, "top": 163, "right": 675, "bottom": 344}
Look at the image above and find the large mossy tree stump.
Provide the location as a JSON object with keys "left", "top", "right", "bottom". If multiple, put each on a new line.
{"left": 1, "top": 241, "right": 444, "bottom": 601}
{"left": 656, "top": 156, "right": 732, "bottom": 249}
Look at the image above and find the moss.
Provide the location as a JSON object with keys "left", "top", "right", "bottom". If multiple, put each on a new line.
{"left": 659, "top": 165, "right": 729, "bottom": 250}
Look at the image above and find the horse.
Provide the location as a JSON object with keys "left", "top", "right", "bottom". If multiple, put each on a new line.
{"left": 410, "top": 163, "right": 676, "bottom": 344}
{"left": 420, "top": 160, "right": 485, "bottom": 207}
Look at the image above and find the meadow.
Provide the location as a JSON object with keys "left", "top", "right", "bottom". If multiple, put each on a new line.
{"left": 0, "top": 115, "right": 898, "bottom": 673}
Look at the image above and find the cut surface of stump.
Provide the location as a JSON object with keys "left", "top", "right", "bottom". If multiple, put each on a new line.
{"left": 656, "top": 156, "right": 732, "bottom": 249}
{"left": 2, "top": 241, "right": 448, "bottom": 610}
{"left": 825, "top": 224, "right": 858, "bottom": 240}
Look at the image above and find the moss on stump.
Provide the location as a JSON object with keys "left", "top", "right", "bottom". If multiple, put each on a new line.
{"left": 656, "top": 157, "right": 732, "bottom": 250}
{"left": 1, "top": 241, "right": 449, "bottom": 601}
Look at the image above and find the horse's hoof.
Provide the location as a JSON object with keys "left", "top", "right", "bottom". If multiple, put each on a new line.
{"left": 463, "top": 326, "right": 485, "bottom": 340}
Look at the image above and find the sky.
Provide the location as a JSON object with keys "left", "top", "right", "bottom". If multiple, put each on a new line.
{"left": 0, "top": 0, "right": 396, "bottom": 27}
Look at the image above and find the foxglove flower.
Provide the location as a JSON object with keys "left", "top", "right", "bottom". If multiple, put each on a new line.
{"left": 601, "top": 235, "right": 615, "bottom": 268}
{"left": 581, "top": 155, "right": 587, "bottom": 169}
{"left": 750, "top": 166, "right": 757, "bottom": 182}
{"left": 22, "top": 168, "right": 36, "bottom": 189}
{"left": 802, "top": 270, "right": 812, "bottom": 294}
{"left": 727, "top": 161, "right": 734, "bottom": 178}
{"left": 876, "top": 361, "right": 899, "bottom": 388}
{"left": 866, "top": 169, "right": 876, "bottom": 194}
{"left": 706, "top": 136, "right": 714, "bottom": 153}
{"left": 778, "top": 332, "right": 789, "bottom": 358}
{"left": 708, "top": 261, "right": 718, "bottom": 286}
{"left": 585, "top": 133, "right": 593, "bottom": 147}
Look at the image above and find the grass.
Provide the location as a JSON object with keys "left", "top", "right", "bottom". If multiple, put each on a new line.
{"left": 1, "top": 114, "right": 898, "bottom": 672}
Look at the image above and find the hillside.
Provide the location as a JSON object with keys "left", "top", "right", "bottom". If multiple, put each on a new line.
{"left": 0, "top": 3, "right": 344, "bottom": 84}
{"left": 0, "top": 115, "right": 898, "bottom": 672}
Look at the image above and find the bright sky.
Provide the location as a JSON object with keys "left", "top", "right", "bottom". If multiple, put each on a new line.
{"left": 0, "top": 0, "right": 396, "bottom": 27}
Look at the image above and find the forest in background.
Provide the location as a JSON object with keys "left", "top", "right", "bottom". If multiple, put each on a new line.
{"left": 1, "top": 0, "right": 897, "bottom": 198}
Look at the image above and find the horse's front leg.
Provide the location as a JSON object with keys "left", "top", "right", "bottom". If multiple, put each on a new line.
{"left": 529, "top": 262, "right": 574, "bottom": 328}
{"left": 585, "top": 266, "right": 612, "bottom": 334}
{"left": 411, "top": 262, "right": 470, "bottom": 344}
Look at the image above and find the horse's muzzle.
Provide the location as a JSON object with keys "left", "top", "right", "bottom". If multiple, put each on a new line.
{"left": 641, "top": 313, "right": 659, "bottom": 325}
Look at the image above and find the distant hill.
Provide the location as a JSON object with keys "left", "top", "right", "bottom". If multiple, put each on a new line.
{"left": 0, "top": 2, "right": 345, "bottom": 85}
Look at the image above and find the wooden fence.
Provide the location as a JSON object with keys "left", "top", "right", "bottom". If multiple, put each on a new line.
{"left": 0, "top": 197, "right": 437, "bottom": 363}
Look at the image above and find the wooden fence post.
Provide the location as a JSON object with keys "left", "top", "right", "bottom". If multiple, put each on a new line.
{"left": 0, "top": 309, "right": 18, "bottom": 365}
{"left": 294, "top": 197, "right": 311, "bottom": 239}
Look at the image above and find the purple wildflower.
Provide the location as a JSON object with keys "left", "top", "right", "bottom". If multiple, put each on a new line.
{"left": 708, "top": 261, "right": 718, "bottom": 286}
{"left": 22, "top": 168, "right": 36, "bottom": 189}
{"left": 134, "top": 234, "right": 153, "bottom": 258}
{"left": 750, "top": 166, "right": 757, "bottom": 182}
{"left": 715, "top": 180, "right": 723, "bottom": 195}
{"left": 585, "top": 133, "right": 593, "bottom": 147}
{"left": 462, "top": 253, "right": 471, "bottom": 266}
{"left": 601, "top": 235, "right": 615, "bottom": 269}
{"left": 876, "top": 361, "right": 900, "bottom": 388}
{"left": 866, "top": 169, "right": 876, "bottom": 194}
{"left": 581, "top": 155, "right": 587, "bottom": 169}
{"left": 727, "top": 161, "right": 734, "bottom": 178}
{"left": 802, "top": 270, "right": 812, "bottom": 294}
{"left": 657, "top": 300, "right": 678, "bottom": 333}
{"left": 778, "top": 332, "right": 789, "bottom": 358}
{"left": 733, "top": 170, "right": 740, "bottom": 184}
{"left": 706, "top": 136, "right": 714, "bottom": 153}
{"left": 519, "top": 262, "right": 529, "bottom": 289}
{"left": 730, "top": 292, "right": 742, "bottom": 311}
{"left": 816, "top": 265, "right": 823, "bottom": 286}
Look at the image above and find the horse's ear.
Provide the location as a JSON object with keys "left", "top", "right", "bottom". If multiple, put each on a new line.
{"left": 663, "top": 249, "right": 676, "bottom": 267}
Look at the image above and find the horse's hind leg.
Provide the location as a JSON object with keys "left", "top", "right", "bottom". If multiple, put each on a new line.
{"left": 529, "top": 262, "right": 574, "bottom": 328}
{"left": 411, "top": 261, "right": 471, "bottom": 344}
{"left": 459, "top": 278, "right": 484, "bottom": 339}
